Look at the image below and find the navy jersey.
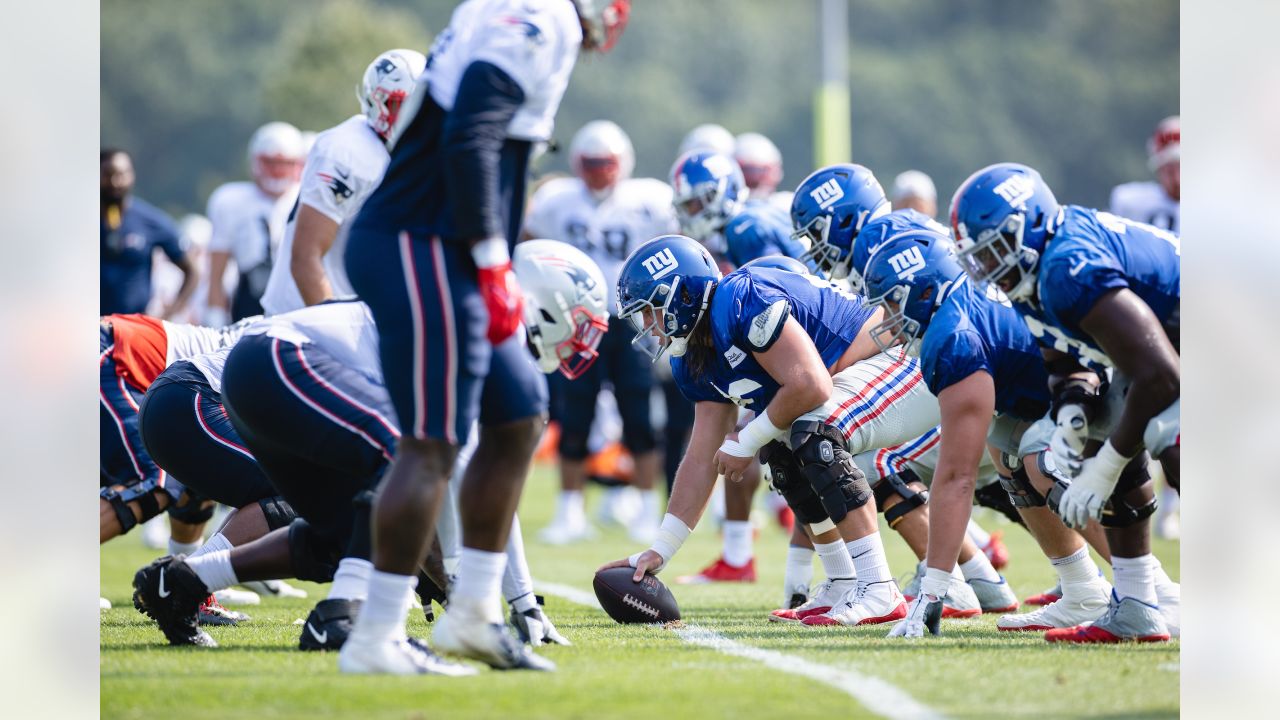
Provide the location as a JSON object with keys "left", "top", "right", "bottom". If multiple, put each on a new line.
{"left": 1023, "top": 206, "right": 1180, "bottom": 367}
{"left": 671, "top": 267, "right": 875, "bottom": 409}
{"left": 101, "top": 198, "right": 185, "bottom": 315}
{"left": 852, "top": 208, "right": 950, "bottom": 279}
{"left": 722, "top": 201, "right": 808, "bottom": 268}
{"left": 919, "top": 278, "right": 1050, "bottom": 421}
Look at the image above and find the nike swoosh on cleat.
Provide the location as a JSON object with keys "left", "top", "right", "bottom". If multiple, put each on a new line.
{"left": 158, "top": 569, "right": 170, "bottom": 598}
{"left": 307, "top": 622, "right": 328, "bottom": 645}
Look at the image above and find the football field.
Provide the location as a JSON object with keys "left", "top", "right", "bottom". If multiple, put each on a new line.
{"left": 100, "top": 464, "right": 1180, "bottom": 719}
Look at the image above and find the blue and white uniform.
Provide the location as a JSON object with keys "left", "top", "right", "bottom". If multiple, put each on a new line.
{"left": 850, "top": 208, "right": 950, "bottom": 285}
{"left": 345, "top": 0, "right": 580, "bottom": 445}
{"left": 721, "top": 201, "right": 809, "bottom": 269}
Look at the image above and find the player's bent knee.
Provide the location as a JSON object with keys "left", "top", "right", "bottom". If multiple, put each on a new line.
{"left": 790, "top": 420, "right": 872, "bottom": 524}
{"left": 101, "top": 483, "right": 165, "bottom": 534}
{"left": 999, "top": 465, "right": 1047, "bottom": 509}
{"left": 974, "top": 480, "right": 1026, "bottom": 526}
{"left": 871, "top": 468, "right": 929, "bottom": 529}
{"left": 168, "top": 492, "right": 216, "bottom": 525}
{"left": 760, "top": 441, "right": 827, "bottom": 525}
{"left": 287, "top": 518, "right": 338, "bottom": 583}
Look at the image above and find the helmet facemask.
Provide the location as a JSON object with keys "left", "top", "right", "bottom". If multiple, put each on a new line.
{"left": 795, "top": 215, "right": 850, "bottom": 280}
{"left": 868, "top": 284, "right": 923, "bottom": 356}
{"left": 618, "top": 276, "right": 711, "bottom": 363}
{"left": 524, "top": 292, "right": 608, "bottom": 379}
{"left": 956, "top": 212, "right": 1038, "bottom": 302}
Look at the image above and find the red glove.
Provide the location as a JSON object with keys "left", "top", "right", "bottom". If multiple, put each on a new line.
{"left": 472, "top": 237, "right": 524, "bottom": 345}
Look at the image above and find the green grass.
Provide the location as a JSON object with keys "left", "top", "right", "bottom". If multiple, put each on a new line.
{"left": 101, "top": 465, "right": 1179, "bottom": 719}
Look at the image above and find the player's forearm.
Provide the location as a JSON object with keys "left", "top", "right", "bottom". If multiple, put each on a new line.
{"left": 665, "top": 453, "right": 719, "bottom": 531}
{"left": 765, "top": 377, "right": 830, "bottom": 432}
{"left": 924, "top": 466, "right": 976, "bottom": 574}
{"left": 168, "top": 263, "right": 201, "bottom": 317}
{"left": 442, "top": 61, "right": 525, "bottom": 242}
{"left": 207, "top": 252, "right": 231, "bottom": 308}
{"left": 292, "top": 252, "right": 334, "bottom": 306}
{"left": 1110, "top": 371, "right": 1178, "bottom": 457}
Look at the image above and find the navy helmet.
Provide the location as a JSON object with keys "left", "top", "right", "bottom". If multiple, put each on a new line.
{"left": 741, "top": 254, "right": 810, "bottom": 275}
{"left": 616, "top": 234, "right": 722, "bottom": 361}
{"left": 862, "top": 229, "right": 964, "bottom": 355}
{"left": 670, "top": 151, "right": 748, "bottom": 241}
{"left": 789, "top": 163, "right": 889, "bottom": 280}
{"left": 949, "top": 162, "right": 1061, "bottom": 301}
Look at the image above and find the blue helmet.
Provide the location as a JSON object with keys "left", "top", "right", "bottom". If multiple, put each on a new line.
{"left": 670, "top": 150, "right": 748, "bottom": 241}
{"left": 949, "top": 162, "right": 1061, "bottom": 302}
{"left": 861, "top": 229, "right": 965, "bottom": 355}
{"left": 848, "top": 210, "right": 952, "bottom": 294}
{"left": 616, "top": 234, "right": 723, "bottom": 361}
{"left": 789, "top": 163, "right": 889, "bottom": 280}
{"left": 741, "top": 254, "right": 810, "bottom": 275}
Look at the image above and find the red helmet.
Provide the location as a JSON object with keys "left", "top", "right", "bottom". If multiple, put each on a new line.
{"left": 1148, "top": 115, "right": 1180, "bottom": 171}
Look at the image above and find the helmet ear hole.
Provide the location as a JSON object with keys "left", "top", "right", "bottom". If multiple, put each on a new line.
{"left": 839, "top": 215, "right": 854, "bottom": 230}
{"left": 540, "top": 309, "right": 557, "bottom": 324}
{"left": 920, "top": 285, "right": 934, "bottom": 302}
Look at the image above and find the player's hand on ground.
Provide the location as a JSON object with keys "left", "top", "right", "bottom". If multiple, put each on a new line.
{"left": 714, "top": 432, "right": 754, "bottom": 483}
{"left": 888, "top": 595, "right": 943, "bottom": 639}
{"left": 513, "top": 605, "right": 571, "bottom": 647}
{"left": 598, "top": 549, "right": 665, "bottom": 582}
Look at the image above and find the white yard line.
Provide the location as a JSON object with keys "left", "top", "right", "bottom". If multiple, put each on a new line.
{"left": 536, "top": 581, "right": 948, "bottom": 720}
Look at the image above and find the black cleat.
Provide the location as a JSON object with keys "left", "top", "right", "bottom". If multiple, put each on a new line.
{"left": 788, "top": 593, "right": 808, "bottom": 610}
{"left": 299, "top": 598, "right": 363, "bottom": 651}
{"left": 132, "top": 555, "right": 216, "bottom": 647}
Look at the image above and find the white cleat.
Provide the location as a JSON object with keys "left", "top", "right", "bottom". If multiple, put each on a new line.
{"left": 100, "top": 596, "right": 112, "bottom": 610}
{"left": 537, "top": 519, "right": 596, "bottom": 546}
{"left": 969, "top": 577, "right": 1020, "bottom": 613}
{"left": 801, "top": 581, "right": 908, "bottom": 627}
{"left": 434, "top": 605, "right": 556, "bottom": 671}
{"left": 338, "top": 635, "right": 477, "bottom": 676}
{"left": 998, "top": 579, "right": 1111, "bottom": 631}
{"left": 1155, "top": 576, "right": 1180, "bottom": 638}
{"left": 596, "top": 487, "right": 642, "bottom": 528}
{"left": 214, "top": 587, "right": 261, "bottom": 606}
{"left": 241, "top": 580, "right": 307, "bottom": 599}
{"left": 769, "top": 577, "right": 857, "bottom": 623}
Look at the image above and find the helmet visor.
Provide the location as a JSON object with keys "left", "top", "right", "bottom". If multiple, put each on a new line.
{"left": 956, "top": 212, "right": 1025, "bottom": 293}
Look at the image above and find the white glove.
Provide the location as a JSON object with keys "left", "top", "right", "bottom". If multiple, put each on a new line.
{"left": 511, "top": 601, "right": 571, "bottom": 647}
{"left": 888, "top": 567, "right": 948, "bottom": 639}
{"left": 1049, "top": 404, "right": 1089, "bottom": 478}
{"left": 1056, "top": 440, "right": 1131, "bottom": 529}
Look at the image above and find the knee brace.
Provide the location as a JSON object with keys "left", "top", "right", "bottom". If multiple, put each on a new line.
{"left": 1101, "top": 455, "right": 1157, "bottom": 528}
{"left": 258, "top": 496, "right": 297, "bottom": 531}
{"left": 871, "top": 468, "right": 928, "bottom": 529}
{"left": 101, "top": 484, "right": 163, "bottom": 534}
{"left": 759, "top": 441, "right": 828, "bottom": 526}
{"left": 999, "top": 465, "right": 1047, "bottom": 509}
{"left": 345, "top": 490, "right": 375, "bottom": 562}
{"left": 974, "top": 480, "right": 1027, "bottom": 527}
{"left": 287, "top": 518, "right": 338, "bottom": 583}
{"left": 167, "top": 492, "right": 216, "bottom": 525}
{"left": 790, "top": 421, "right": 873, "bottom": 524}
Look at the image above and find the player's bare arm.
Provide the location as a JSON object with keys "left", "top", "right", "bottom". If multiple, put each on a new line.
{"left": 926, "top": 371, "right": 996, "bottom": 574}
{"left": 163, "top": 254, "right": 201, "bottom": 320}
{"left": 290, "top": 203, "right": 340, "bottom": 306}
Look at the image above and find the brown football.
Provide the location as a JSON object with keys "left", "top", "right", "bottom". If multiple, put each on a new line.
{"left": 592, "top": 567, "right": 681, "bottom": 624}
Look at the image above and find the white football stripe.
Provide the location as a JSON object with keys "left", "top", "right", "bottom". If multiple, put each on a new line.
{"left": 535, "top": 581, "right": 947, "bottom": 720}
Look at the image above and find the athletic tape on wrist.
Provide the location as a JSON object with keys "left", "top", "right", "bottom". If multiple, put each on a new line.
{"left": 649, "top": 513, "right": 692, "bottom": 562}
{"left": 921, "top": 567, "right": 953, "bottom": 599}
{"left": 727, "top": 410, "right": 787, "bottom": 457}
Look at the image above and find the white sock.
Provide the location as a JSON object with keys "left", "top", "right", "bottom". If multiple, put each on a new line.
{"left": 784, "top": 546, "right": 815, "bottom": 599}
{"left": 846, "top": 533, "right": 892, "bottom": 586}
{"left": 169, "top": 537, "right": 203, "bottom": 557}
{"left": 1051, "top": 545, "right": 1101, "bottom": 591}
{"left": 965, "top": 519, "right": 991, "bottom": 548}
{"left": 452, "top": 547, "right": 507, "bottom": 623}
{"left": 722, "top": 520, "right": 754, "bottom": 567}
{"left": 1112, "top": 554, "right": 1158, "bottom": 605}
{"left": 558, "top": 490, "right": 585, "bottom": 527}
{"left": 1148, "top": 556, "right": 1179, "bottom": 596}
{"left": 502, "top": 515, "right": 535, "bottom": 605}
{"left": 327, "top": 558, "right": 373, "bottom": 601}
{"left": 353, "top": 570, "right": 416, "bottom": 642}
{"left": 814, "top": 539, "right": 856, "bottom": 580}
{"left": 639, "top": 488, "right": 661, "bottom": 525}
{"left": 188, "top": 532, "right": 231, "bottom": 560}
{"left": 186, "top": 550, "right": 238, "bottom": 593}
{"left": 959, "top": 553, "right": 1002, "bottom": 583}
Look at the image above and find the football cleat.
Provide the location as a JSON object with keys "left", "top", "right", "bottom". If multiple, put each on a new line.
{"left": 214, "top": 587, "right": 261, "bottom": 606}
{"left": 198, "top": 595, "right": 250, "bottom": 625}
{"left": 801, "top": 582, "right": 908, "bottom": 627}
{"left": 100, "top": 597, "right": 112, "bottom": 610}
{"left": 1155, "top": 575, "right": 1181, "bottom": 638}
{"left": 132, "top": 555, "right": 216, "bottom": 647}
{"left": 434, "top": 605, "right": 556, "bottom": 671}
{"left": 980, "top": 530, "right": 1009, "bottom": 570}
{"left": 902, "top": 562, "right": 982, "bottom": 618}
{"left": 677, "top": 556, "right": 757, "bottom": 584}
{"left": 240, "top": 579, "right": 308, "bottom": 599}
{"left": 299, "top": 598, "right": 362, "bottom": 651}
{"left": 969, "top": 577, "right": 1019, "bottom": 613}
{"left": 1044, "top": 592, "right": 1170, "bottom": 643}
{"left": 998, "top": 578, "right": 1110, "bottom": 631}
{"left": 338, "top": 635, "right": 478, "bottom": 676}
{"left": 1024, "top": 581, "right": 1063, "bottom": 606}
{"left": 769, "top": 577, "right": 855, "bottom": 623}
{"left": 510, "top": 596, "right": 571, "bottom": 647}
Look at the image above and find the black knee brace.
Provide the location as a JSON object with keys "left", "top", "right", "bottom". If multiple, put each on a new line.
{"left": 974, "top": 481, "right": 1026, "bottom": 527}
{"left": 258, "top": 496, "right": 297, "bottom": 531}
{"left": 871, "top": 469, "right": 928, "bottom": 529}
{"left": 999, "top": 465, "right": 1047, "bottom": 509}
{"left": 101, "top": 484, "right": 163, "bottom": 535}
{"left": 790, "top": 421, "right": 872, "bottom": 524}
{"left": 1101, "top": 455, "right": 1157, "bottom": 528}
{"left": 345, "top": 490, "right": 375, "bottom": 562}
{"left": 288, "top": 518, "right": 338, "bottom": 583}
{"left": 760, "top": 441, "right": 828, "bottom": 526}
{"left": 168, "top": 492, "right": 216, "bottom": 525}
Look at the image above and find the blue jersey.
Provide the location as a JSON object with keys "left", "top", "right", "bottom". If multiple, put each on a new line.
{"left": 671, "top": 267, "right": 874, "bottom": 409}
{"left": 722, "top": 201, "right": 808, "bottom": 268}
{"left": 919, "top": 278, "right": 1050, "bottom": 421}
{"left": 1027, "top": 206, "right": 1180, "bottom": 366}
{"left": 101, "top": 198, "right": 185, "bottom": 315}
{"left": 853, "top": 209, "right": 950, "bottom": 279}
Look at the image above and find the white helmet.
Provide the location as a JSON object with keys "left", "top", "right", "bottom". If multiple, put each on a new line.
{"left": 677, "top": 123, "right": 736, "bottom": 159}
{"left": 357, "top": 49, "right": 428, "bottom": 140}
{"left": 514, "top": 239, "right": 610, "bottom": 379}
{"left": 734, "top": 132, "right": 783, "bottom": 195}
{"left": 569, "top": 120, "right": 634, "bottom": 198}
{"left": 248, "top": 121, "right": 305, "bottom": 196}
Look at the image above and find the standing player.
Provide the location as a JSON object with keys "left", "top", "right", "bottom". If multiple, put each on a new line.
{"left": 1109, "top": 116, "right": 1179, "bottom": 234}
{"left": 951, "top": 162, "right": 1180, "bottom": 642}
{"left": 523, "top": 119, "right": 675, "bottom": 545}
{"left": 890, "top": 170, "right": 938, "bottom": 218}
{"left": 339, "top": 0, "right": 630, "bottom": 674}
{"left": 204, "top": 122, "right": 305, "bottom": 325}
{"left": 734, "top": 132, "right": 792, "bottom": 214}
{"left": 259, "top": 50, "right": 427, "bottom": 316}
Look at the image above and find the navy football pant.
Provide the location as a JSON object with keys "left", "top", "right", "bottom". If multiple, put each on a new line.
{"left": 555, "top": 317, "right": 655, "bottom": 460}
{"left": 100, "top": 325, "right": 185, "bottom": 502}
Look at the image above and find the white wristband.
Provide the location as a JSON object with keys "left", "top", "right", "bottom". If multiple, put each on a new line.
{"left": 649, "top": 513, "right": 692, "bottom": 564}
{"left": 471, "top": 236, "right": 510, "bottom": 269}
{"left": 720, "top": 409, "right": 787, "bottom": 458}
{"left": 920, "top": 567, "right": 953, "bottom": 600}
{"left": 1094, "top": 440, "right": 1133, "bottom": 476}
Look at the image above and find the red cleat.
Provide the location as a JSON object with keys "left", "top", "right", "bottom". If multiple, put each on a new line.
{"left": 981, "top": 530, "right": 1009, "bottom": 570}
{"left": 1024, "top": 582, "right": 1063, "bottom": 607}
{"left": 775, "top": 506, "right": 795, "bottom": 534}
{"left": 1045, "top": 624, "right": 1170, "bottom": 643}
{"left": 768, "top": 578, "right": 854, "bottom": 623}
{"left": 676, "top": 556, "right": 756, "bottom": 585}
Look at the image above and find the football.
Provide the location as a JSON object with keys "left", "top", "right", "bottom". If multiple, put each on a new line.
{"left": 592, "top": 567, "right": 681, "bottom": 624}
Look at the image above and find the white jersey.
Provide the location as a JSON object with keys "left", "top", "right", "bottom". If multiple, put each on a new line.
{"left": 166, "top": 316, "right": 260, "bottom": 392}
{"left": 1109, "top": 181, "right": 1179, "bottom": 234}
{"left": 523, "top": 177, "right": 678, "bottom": 307}
{"left": 260, "top": 116, "right": 389, "bottom": 316}
{"left": 423, "top": 0, "right": 582, "bottom": 142}
{"left": 766, "top": 190, "right": 795, "bottom": 216}
{"left": 206, "top": 181, "right": 298, "bottom": 276}
{"left": 244, "top": 300, "right": 383, "bottom": 384}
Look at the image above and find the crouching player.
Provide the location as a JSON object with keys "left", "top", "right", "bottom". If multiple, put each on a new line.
{"left": 601, "top": 235, "right": 943, "bottom": 627}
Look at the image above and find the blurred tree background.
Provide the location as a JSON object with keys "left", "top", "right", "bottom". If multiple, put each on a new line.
{"left": 102, "top": 0, "right": 1177, "bottom": 217}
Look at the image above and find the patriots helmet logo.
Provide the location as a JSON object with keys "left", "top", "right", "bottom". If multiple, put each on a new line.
{"left": 374, "top": 58, "right": 397, "bottom": 78}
